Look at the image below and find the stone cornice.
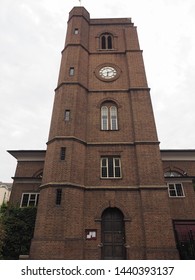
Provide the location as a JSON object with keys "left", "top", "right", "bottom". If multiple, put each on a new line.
{"left": 55, "top": 82, "right": 150, "bottom": 93}
{"left": 47, "top": 136, "right": 159, "bottom": 146}
{"left": 39, "top": 182, "right": 167, "bottom": 191}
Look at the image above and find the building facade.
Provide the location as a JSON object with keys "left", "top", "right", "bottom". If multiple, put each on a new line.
{"left": 8, "top": 150, "right": 44, "bottom": 208}
{"left": 8, "top": 6, "right": 195, "bottom": 260}
{"left": 0, "top": 182, "right": 12, "bottom": 206}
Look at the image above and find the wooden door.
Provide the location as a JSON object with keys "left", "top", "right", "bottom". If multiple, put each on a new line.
{"left": 174, "top": 221, "right": 195, "bottom": 259}
{"left": 101, "top": 208, "right": 126, "bottom": 259}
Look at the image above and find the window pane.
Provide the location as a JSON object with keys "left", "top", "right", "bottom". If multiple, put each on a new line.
{"left": 110, "top": 106, "right": 118, "bottom": 130}
{"left": 110, "top": 106, "right": 117, "bottom": 115}
{"left": 36, "top": 194, "right": 39, "bottom": 206}
{"left": 29, "top": 194, "right": 36, "bottom": 206}
{"left": 169, "top": 190, "right": 176, "bottom": 196}
{"left": 21, "top": 194, "right": 29, "bottom": 207}
{"left": 60, "top": 147, "right": 66, "bottom": 160}
{"left": 56, "top": 189, "right": 62, "bottom": 205}
{"left": 102, "top": 167, "right": 107, "bottom": 177}
{"left": 108, "top": 35, "right": 112, "bottom": 49}
{"left": 102, "top": 158, "right": 107, "bottom": 167}
{"left": 168, "top": 184, "right": 175, "bottom": 196}
{"left": 69, "top": 67, "right": 74, "bottom": 76}
{"left": 29, "top": 200, "right": 35, "bottom": 206}
{"left": 101, "top": 158, "right": 107, "bottom": 177}
{"left": 108, "top": 158, "right": 114, "bottom": 177}
{"left": 115, "top": 167, "right": 121, "bottom": 177}
{"left": 65, "top": 110, "right": 70, "bottom": 121}
{"left": 114, "top": 158, "right": 121, "bottom": 177}
{"left": 101, "top": 36, "right": 106, "bottom": 49}
{"left": 114, "top": 158, "right": 120, "bottom": 167}
{"left": 102, "top": 117, "right": 108, "bottom": 130}
{"left": 101, "top": 106, "right": 108, "bottom": 130}
{"left": 169, "top": 184, "right": 175, "bottom": 190}
{"left": 111, "top": 117, "right": 117, "bottom": 130}
{"left": 30, "top": 194, "right": 36, "bottom": 200}
{"left": 102, "top": 106, "right": 108, "bottom": 116}
{"left": 176, "top": 184, "right": 184, "bottom": 196}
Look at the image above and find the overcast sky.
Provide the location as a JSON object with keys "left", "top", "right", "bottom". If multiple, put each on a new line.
{"left": 1, "top": 0, "right": 195, "bottom": 182}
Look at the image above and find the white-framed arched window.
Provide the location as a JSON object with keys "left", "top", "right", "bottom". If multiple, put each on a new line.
{"left": 110, "top": 106, "right": 118, "bottom": 130}
{"left": 101, "top": 104, "right": 118, "bottom": 130}
{"left": 101, "top": 106, "right": 108, "bottom": 130}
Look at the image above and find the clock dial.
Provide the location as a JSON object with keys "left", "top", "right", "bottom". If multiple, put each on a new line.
{"left": 99, "top": 66, "right": 117, "bottom": 79}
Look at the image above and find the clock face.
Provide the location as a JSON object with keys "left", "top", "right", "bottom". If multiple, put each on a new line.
{"left": 99, "top": 66, "right": 117, "bottom": 79}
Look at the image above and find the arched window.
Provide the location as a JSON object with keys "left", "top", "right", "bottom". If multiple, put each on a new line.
{"left": 101, "top": 35, "right": 106, "bottom": 49}
{"left": 101, "top": 104, "right": 118, "bottom": 130}
{"left": 164, "top": 170, "right": 186, "bottom": 177}
{"left": 100, "top": 33, "right": 113, "bottom": 50}
{"left": 101, "top": 106, "right": 108, "bottom": 130}
{"left": 110, "top": 106, "right": 118, "bottom": 130}
{"left": 107, "top": 35, "right": 112, "bottom": 49}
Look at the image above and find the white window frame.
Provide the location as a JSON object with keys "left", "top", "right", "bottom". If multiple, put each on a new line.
{"left": 101, "top": 105, "right": 118, "bottom": 130}
{"left": 20, "top": 193, "right": 39, "bottom": 207}
{"left": 168, "top": 183, "right": 185, "bottom": 197}
{"left": 110, "top": 106, "right": 118, "bottom": 130}
{"left": 101, "top": 157, "right": 122, "bottom": 178}
{"left": 101, "top": 106, "right": 108, "bottom": 130}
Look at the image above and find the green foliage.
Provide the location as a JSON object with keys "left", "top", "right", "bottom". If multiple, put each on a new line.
{"left": 0, "top": 219, "right": 6, "bottom": 259}
{"left": 0, "top": 205, "right": 37, "bottom": 259}
{"left": 0, "top": 203, "right": 7, "bottom": 259}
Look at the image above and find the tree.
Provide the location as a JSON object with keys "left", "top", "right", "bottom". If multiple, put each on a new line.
{"left": 0, "top": 205, "right": 37, "bottom": 259}
{"left": 0, "top": 204, "right": 6, "bottom": 259}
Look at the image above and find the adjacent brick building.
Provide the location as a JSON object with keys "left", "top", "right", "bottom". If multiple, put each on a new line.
{"left": 8, "top": 6, "right": 195, "bottom": 259}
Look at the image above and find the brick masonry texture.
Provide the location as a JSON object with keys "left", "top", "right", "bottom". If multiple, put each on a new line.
{"left": 9, "top": 7, "right": 195, "bottom": 260}
{"left": 30, "top": 7, "right": 179, "bottom": 259}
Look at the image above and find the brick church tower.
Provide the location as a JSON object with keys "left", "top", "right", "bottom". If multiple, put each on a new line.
{"left": 30, "top": 6, "right": 178, "bottom": 259}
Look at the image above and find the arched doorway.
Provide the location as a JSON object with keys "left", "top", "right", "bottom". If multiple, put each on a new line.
{"left": 101, "top": 207, "right": 126, "bottom": 259}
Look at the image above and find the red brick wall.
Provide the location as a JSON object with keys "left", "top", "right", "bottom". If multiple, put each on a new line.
{"left": 9, "top": 160, "right": 43, "bottom": 206}
{"left": 162, "top": 159, "right": 195, "bottom": 220}
{"left": 30, "top": 7, "right": 179, "bottom": 260}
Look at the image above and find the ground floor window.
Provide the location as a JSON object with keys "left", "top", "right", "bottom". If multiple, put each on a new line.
{"left": 20, "top": 193, "right": 39, "bottom": 207}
